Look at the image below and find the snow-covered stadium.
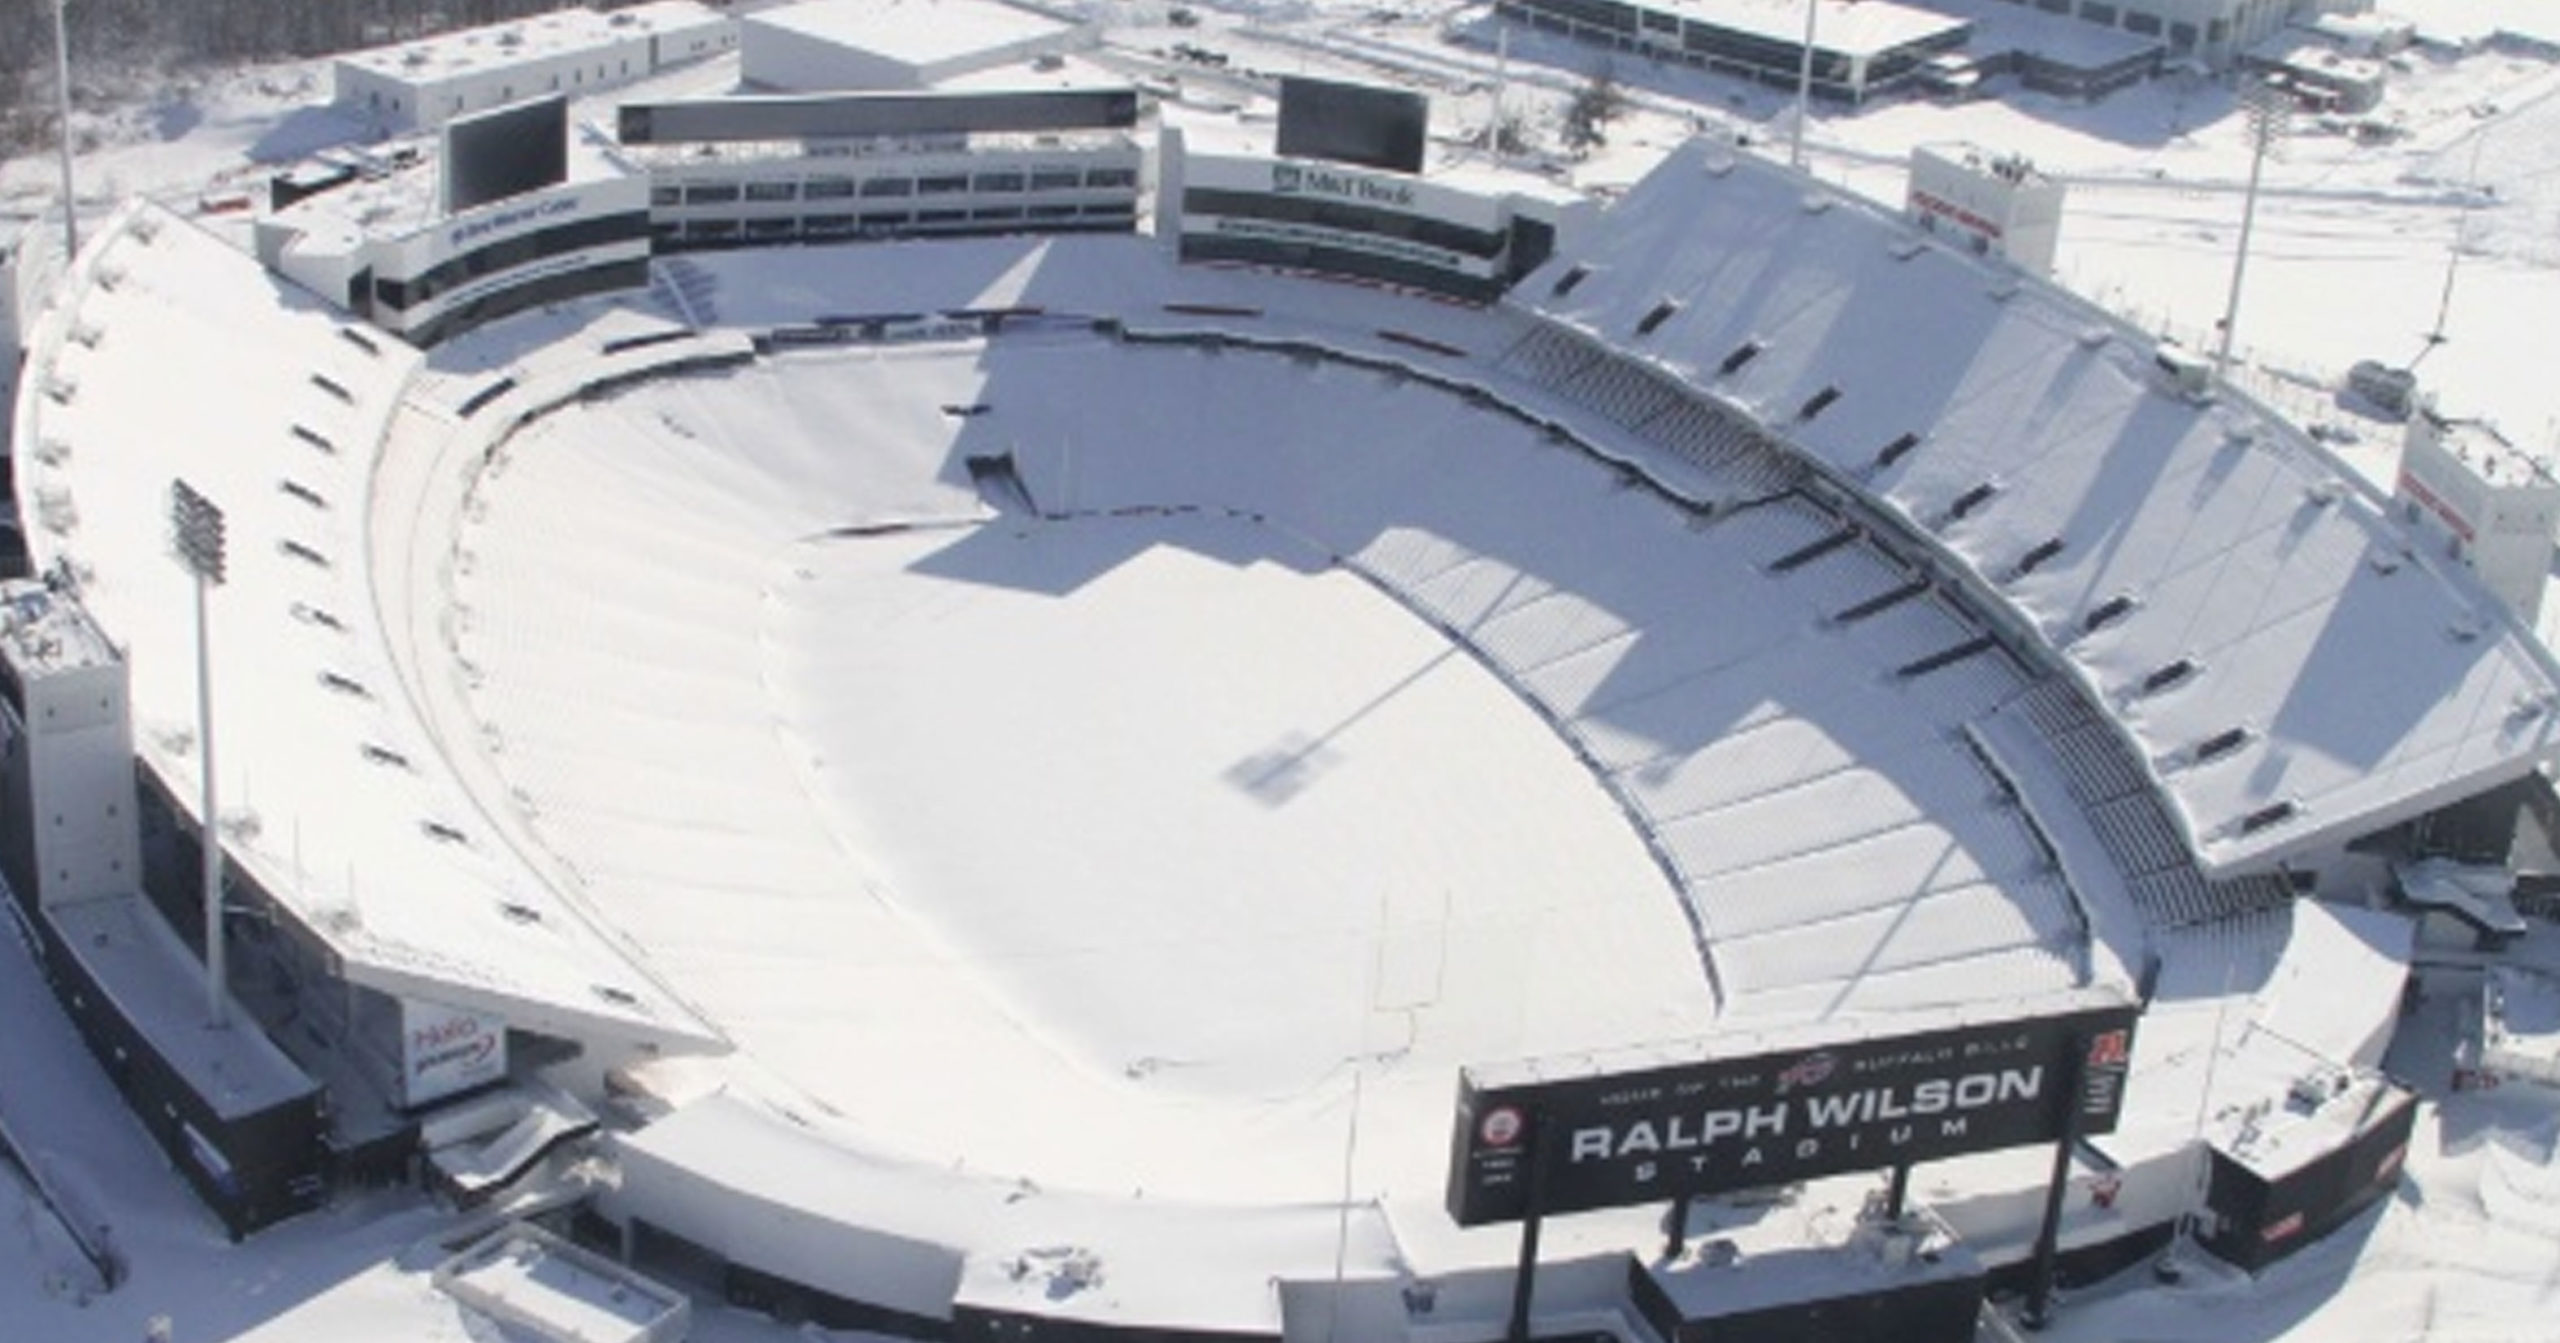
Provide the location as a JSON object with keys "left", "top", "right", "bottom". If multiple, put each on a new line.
{"left": 7, "top": 10, "right": 2559, "bottom": 1339}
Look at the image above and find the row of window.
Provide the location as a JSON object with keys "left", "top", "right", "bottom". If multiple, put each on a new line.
{"left": 653, "top": 166, "right": 1139, "bottom": 209}
{"left": 1182, "top": 188, "right": 1509, "bottom": 260}
{"left": 374, "top": 211, "right": 650, "bottom": 311}
{"left": 1499, "top": 0, "right": 1965, "bottom": 81}
{"left": 1180, "top": 232, "right": 1505, "bottom": 305}
{"left": 2004, "top": 0, "right": 2216, "bottom": 51}
{"left": 660, "top": 201, "right": 1138, "bottom": 242}
{"left": 401, "top": 259, "right": 652, "bottom": 351}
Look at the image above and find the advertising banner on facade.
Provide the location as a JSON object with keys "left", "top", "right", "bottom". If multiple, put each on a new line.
{"left": 400, "top": 997, "right": 508, "bottom": 1108}
{"left": 1447, "top": 1001, "right": 2139, "bottom": 1226}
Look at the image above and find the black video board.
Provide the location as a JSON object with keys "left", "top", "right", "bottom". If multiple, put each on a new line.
{"left": 1448, "top": 1002, "right": 2139, "bottom": 1226}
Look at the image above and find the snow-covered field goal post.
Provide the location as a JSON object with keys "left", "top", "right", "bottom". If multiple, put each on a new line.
{"left": 1449, "top": 999, "right": 2139, "bottom": 1225}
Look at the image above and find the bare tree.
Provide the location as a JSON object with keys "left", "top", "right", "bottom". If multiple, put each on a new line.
{"left": 0, "top": 0, "right": 582, "bottom": 153}
{"left": 1562, "top": 63, "right": 1624, "bottom": 155}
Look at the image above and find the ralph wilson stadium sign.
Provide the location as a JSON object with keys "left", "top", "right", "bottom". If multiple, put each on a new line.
{"left": 1447, "top": 1002, "right": 2139, "bottom": 1225}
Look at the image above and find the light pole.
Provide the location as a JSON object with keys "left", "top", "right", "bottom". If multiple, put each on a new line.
{"left": 1789, "top": 0, "right": 1820, "bottom": 171}
{"left": 2214, "top": 79, "right": 2288, "bottom": 381}
{"left": 52, "top": 0, "right": 78, "bottom": 260}
{"left": 170, "top": 479, "right": 228, "bottom": 1027}
{"left": 2416, "top": 128, "right": 2489, "bottom": 368}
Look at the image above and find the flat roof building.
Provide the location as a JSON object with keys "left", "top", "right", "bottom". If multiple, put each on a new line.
{"left": 739, "top": 0, "right": 1096, "bottom": 92}
{"left": 332, "top": 1, "right": 736, "bottom": 132}
{"left": 1496, "top": 0, "right": 1972, "bottom": 102}
{"left": 1981, "top": 0, "right": 2306, "bottom": 64}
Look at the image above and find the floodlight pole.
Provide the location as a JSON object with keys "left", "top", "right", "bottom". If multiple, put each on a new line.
{"left": 171, "top": 480, "right": 229, "bottom": 1028}
{"left": 1789, "top": 0, "right": 1819, "bottom": 171}
{"left": 2214, "top": 81, "right": 2286, "bottom": 381}
{"left": 51, "top": 0, "right": 77, "bottom": 259}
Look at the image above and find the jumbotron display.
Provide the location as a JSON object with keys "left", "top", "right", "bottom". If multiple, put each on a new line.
{"left": 1274, "top": 75, "right": 1429, "bottom": 173}
{"left": 441, "top": 94, "right": 569, "bottom": 214}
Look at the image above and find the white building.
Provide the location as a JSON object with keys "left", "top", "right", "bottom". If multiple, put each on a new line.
{"left": 1993, "top": 0, "right": 2325, "bottom": 63}
{"left": 1495, "top": 0, "right": 1973, "bottom": 103}
{"left": 738, "top": 0, "right": 1095, "bottom": 93}
{"left": 1904, "top": 144, "right": 2066, "bottom": 276}
{"left": 332, "top": 1, "right": 735, "bottom": 133}
{"left": 2392, "top": 411, "right": 2560, "bottom": 627}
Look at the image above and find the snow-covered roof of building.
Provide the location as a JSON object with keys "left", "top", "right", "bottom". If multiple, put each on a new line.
{"left": 0, "top": 581, "right": 117, "bottom": 677}
{"left": 1514, "top": 140, "right": 2560, "bottom": 875}
{"left": 336, "top": 1, "right": 730, "bottom": 83}
{"left": 2431, "top": 416, "right": 2559, "bottom": 491}
{"left": 742, "top": 0, "right": 1083, "bottom": 69}
{"left": 47, "top": 894, "right": 318, "bottom": 1119}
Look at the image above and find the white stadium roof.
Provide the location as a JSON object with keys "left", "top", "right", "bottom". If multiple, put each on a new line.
{"left": 11, "top": 134, "right": 2547, "bottom": 1317}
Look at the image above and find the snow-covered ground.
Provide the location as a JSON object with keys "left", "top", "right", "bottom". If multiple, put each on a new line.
{"left": 9, "top": 2, "right": 2560, "bottom": 1340}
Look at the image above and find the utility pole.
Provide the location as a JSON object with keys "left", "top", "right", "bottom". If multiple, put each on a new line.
{"left": 171, "top": 479, "right": 230, "bottom": 1027}
{"left": 1789, "top": 0, "right": 1820, "bottom": 171}
{"left": 2417, "top": 129, "right": 2489, "bottom": 367}
{"left": 52, "top": 0, "right": 79, "bottom": 259}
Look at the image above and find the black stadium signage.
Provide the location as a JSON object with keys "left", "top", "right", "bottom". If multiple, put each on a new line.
{"left": 1446, "top": 1002, "right": 2139, "bottom": 1226}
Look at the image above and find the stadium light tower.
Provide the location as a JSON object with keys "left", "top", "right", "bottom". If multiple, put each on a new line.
{"left": 1789, "top": 0, "right": 1819, "bottom": 171}
{"left": 52, "top": 0, "right": 78, "bottom": 258}
{"left": 2213, "top": 78, "right": 2289, "bottom": 381}
{"left": 170, "top": 478, "right": 229, "bottom": 1027}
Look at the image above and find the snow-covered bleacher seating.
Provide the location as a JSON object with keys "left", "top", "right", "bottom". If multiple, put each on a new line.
{"left": 1515, "top": 142, "right": 2560, "bottom": 878}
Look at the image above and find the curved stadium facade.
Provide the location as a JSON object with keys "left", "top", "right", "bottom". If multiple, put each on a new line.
{"left": 10, "top": 131, "right": 2555, "bottom": 1338}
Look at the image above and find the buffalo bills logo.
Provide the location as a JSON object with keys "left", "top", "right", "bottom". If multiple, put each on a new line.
{"left": 1775, "top": 1051, "right": 1837, "bottom": 1094}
